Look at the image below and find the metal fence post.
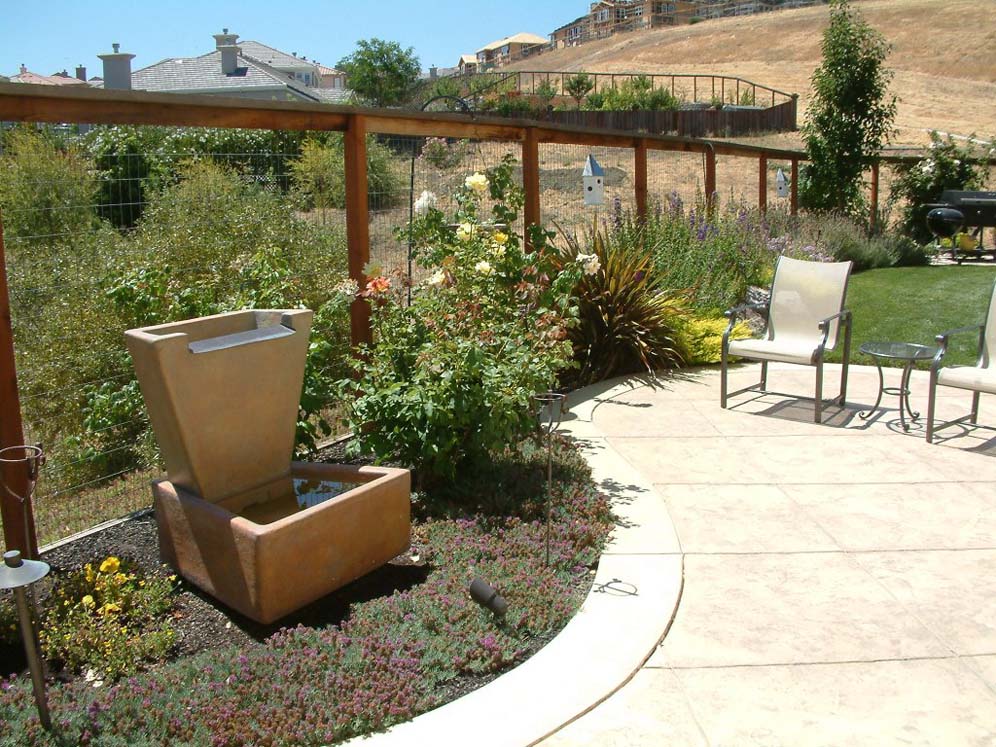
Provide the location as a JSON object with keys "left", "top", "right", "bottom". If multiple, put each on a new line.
{"left": 790, "top": 157, "right": 800, "bottom": 216}
{"left": 704, "top": 145, "right": 717, "bottom": 212}
{"left": 758, "top": 154, "right": 768, "bottom": 214}
{"left": 344, "top": 114, "right": 372, "bottom": 349}
{"left": 870, "top": 161, "right": 880, "bottom": 231}
{"left": 522, "top": 127, "right": 541, "bottom": 250}
{"left": 0, "top": 209, "right": 38, "bottom": 558}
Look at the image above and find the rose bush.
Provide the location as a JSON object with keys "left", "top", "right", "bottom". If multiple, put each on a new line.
{"left": 341, "top": 157, "right": 584, "bottom": 486}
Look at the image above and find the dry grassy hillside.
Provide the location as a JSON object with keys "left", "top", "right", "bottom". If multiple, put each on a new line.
{"left": 506, "top": 0, "right": 996, "bottom": 147}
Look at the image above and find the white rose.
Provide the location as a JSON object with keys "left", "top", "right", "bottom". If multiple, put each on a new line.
{"left": 414, "top": 190, "right": 437, "bottom": 215}
{"left": 427, "top": 269, "right": 446, "bottom": 286}
{"left": 465, "top": 173, "right": 489, "bottom": 195}
{"left": 475, "top": 260, "right": 494, "bottom": 276}
{"left": 576, "top": 252, "right": 601, "bottom": 276}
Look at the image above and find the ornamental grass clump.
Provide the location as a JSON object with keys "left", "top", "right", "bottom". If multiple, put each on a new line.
{"left": 341, "top": 156, "right": 586, "bottom": 485}
{"left": 557, "top": 217, "right": 690, "bottom": 388}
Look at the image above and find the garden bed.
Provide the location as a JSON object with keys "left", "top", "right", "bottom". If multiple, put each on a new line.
{"left": 0, "top": 436, "right": 613, "bottom": 747}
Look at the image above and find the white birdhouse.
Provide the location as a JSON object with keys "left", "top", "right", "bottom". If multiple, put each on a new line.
{"left": 775, "top": 168, "right": 790, "bottom": 199}
{"left": 583, "top": 154, "right": 605, "bottom": 206}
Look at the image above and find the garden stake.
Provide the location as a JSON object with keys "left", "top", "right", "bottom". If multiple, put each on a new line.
{"left": 0, "top": 550, "right": 52, "bottom": 731}
{"left": 535, "top": 393, "right": 565, "bottom": 566}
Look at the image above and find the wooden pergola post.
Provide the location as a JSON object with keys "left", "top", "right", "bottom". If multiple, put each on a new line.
{"left": 0, "top": 209, "right": 38, "bottom": 558}
{"left": 704, "top": 146, "right": 717, "bottom": 212}
{"left": 522, "top": 127, "right": 541, "bottom": 249}
{"left": 344, "top": 114, "right": 371, "bottom": 348}
{"left": 635, "top": 138, "right": 648, "bottom": 223}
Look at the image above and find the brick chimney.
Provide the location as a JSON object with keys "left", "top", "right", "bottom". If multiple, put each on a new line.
{"left": 98, "top": 43, "right": 134, "bottom": 90}
{"left": 213, "top": 29, "right": 241, "bottom": 75}
{"left": 75, "top": 65, "right": 87, "bottom": 81}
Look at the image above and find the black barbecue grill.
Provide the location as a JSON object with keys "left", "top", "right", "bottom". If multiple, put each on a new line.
{"left": 925, "top": 190, "right": 996, "bottom": 262}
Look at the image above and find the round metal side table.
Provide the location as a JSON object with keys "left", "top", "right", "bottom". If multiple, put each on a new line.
{"left": 859, "top": 341, "right": 938, "bottom": 431}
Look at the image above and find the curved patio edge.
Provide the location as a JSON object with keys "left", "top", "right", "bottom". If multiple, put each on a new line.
{"left": 341, "top": 375, "right": 683, "bottom": 747}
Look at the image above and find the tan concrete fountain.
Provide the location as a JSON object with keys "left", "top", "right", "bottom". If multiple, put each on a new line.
{"left": 126, "top": 309, "right": 410, "bottom": 623}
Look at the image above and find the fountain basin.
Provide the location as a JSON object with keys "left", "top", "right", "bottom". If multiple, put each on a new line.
{"left": 126, "top": 309, "right": 412, "bottom": 624}
{"left": 153, "top": 462, "right": 411, "bottom": 624}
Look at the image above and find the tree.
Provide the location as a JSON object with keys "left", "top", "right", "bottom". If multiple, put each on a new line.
{"left": 564, "top": 72, "right": 595, "bottom": 109}
{"left": 337, "top": 38, "right": 421, "bottom": 108}
{"left": 800, "top": 0, "right": 896, "bottom": 216}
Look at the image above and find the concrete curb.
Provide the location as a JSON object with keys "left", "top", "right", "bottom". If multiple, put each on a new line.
{"left": 343, "top": 376, "right": 684, "bottom": 747}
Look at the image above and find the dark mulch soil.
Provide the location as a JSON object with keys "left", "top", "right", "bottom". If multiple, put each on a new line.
{"left": 2, "top": 438, "right": 594, "bottom": 708}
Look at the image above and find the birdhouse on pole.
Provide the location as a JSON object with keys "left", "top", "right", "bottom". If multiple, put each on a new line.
{"left": 775, "top": 168, "right": 790, "bottom": 198}
{"left": 583, "top": 154, "right": 605, "bottom": 206}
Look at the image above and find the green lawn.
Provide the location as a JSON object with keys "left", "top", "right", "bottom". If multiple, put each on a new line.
{"left": 826, "top": 265, "right": 996, "bottom": 368}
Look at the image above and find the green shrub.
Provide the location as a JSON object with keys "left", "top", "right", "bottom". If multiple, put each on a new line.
{"left": 289, "top": 134, "right": 404, "bottom": 211}
{"left": 793, "top": 213, "right": 895, "bottom": 271}
{"left": 596, "top": 76, "right": 680, "bottom": 111}
{"left": 647, "top": 194, "right": 779, "bottom": 311}
{"left": 39, "top": 555, "right": 176, "bottom": 681}
{"left": 0, "top": 127, "right": 98, "bottom": 252}
{"left": 564, "top": 72, "right": 595, "bottom": 108}
{"left": 342, "top": 157, "right": 581, "bottom": 486}
{"left": 534, "top": 79, "right": 558, "bottom": 105}
{"left": 419, "top": 137, "right": 468, "bottom": 170}
{"left": 82, "top": 125, "right": 309, "bottom": 228}
{"left": 889, "top": 131, "right": 988, "bottom": 244}
{"left": 558, "top": 218, "right": 689, "bottom": 387}
{"left": 885, "top": 233, "right": 931, "bottom": 267}
{"left": 678, "top": 315, "right": 753, "bottom": 365}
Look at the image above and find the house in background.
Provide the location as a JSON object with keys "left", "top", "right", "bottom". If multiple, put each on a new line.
{"left": 457, "top": 55, "right": 478, "bottom": 75}
{"left": 551, "top": 15, "right": 592, "bottom": 48}
{"left": 8, "top": 64, "right": 90, "bottom": 86}
{"left": 95, "top": 31, "right": 352, "bottom": 104}
{"left": 317, "top": 64, "right": 347, "bottom": 90}
{"left": 475, "top": 33, "right": 549, "bottom": 69}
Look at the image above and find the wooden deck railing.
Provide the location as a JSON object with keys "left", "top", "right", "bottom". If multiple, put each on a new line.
{"left": 0, "top": 81, "right": 985, "bottom": 554}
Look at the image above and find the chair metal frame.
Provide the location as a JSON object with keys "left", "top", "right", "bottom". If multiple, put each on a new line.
{"left": 925, "top": 283, "right": 996, "bottom": 443}
{"left": 720, "top": 259, "right": 853, "bottom": 424}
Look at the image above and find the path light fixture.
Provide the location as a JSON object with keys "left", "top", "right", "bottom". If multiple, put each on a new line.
{"left": 0, "top": 550, "right": 52, "bottom": 731}
{"left": 469, "top": 577, "right": 508, "bottom": 618}
{"left": 535, "top": 392, "right": 566, "bottom": 566}
{"left": 0, "top": 444, "right": 45, "bottom": 557}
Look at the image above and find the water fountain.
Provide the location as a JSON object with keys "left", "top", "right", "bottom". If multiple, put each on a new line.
{"left": 126, "top": 309, "right": 410, "bottom": 624}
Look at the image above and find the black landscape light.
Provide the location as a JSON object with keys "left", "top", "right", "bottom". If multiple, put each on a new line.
{"left": 0, "top": 550, "right": 52, "bottom": 731}
{"left": 469, "top": 577, "right": 508, "bottom": 618}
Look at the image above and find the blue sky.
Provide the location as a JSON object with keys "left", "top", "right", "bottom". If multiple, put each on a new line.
{"left": 3, "top": 0, "right": 583, "bottom": 78}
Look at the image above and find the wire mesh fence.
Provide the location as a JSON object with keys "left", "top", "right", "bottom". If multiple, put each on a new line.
{"left": 1, "top": 95, "right": 991, "bottom": 552}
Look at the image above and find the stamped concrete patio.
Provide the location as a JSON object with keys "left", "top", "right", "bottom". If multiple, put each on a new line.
{"left": 544, "top": 362, "right": 996, "bottom": 747}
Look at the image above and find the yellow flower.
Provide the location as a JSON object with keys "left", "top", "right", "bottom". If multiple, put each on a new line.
{"left": 492, "top": 231, "right": 508, "bottom": 245}
{"left": 81, "top": 595, "right": 95, "bottom": 609}
{"left": 98, "top": 602, "right": 122, "bottom": 616}
{"left": 456, "top": 223, "right": 475, "bottom": 242}
{"left": 99, "top": 557, "right": 120, "bottom": 574}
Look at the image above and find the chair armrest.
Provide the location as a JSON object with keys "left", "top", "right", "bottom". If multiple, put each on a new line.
{"left": 817, "top": 309, "right": 852, "bottom": 349}
{"left": 932, "top": 324, "right": 985, "bottom": 369}
{"left": 724, "top": 301, "right": 767, "bottom": 320}
{"left": 722, "top": 302, "right": 767, "bottom": 345}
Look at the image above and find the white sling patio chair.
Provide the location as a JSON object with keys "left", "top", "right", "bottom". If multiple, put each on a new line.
{"left": 721, "top": 255, "right": 853, "bottom": 423}
{"left": 926, "top": 280, "right": 996, "bottom": 443}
